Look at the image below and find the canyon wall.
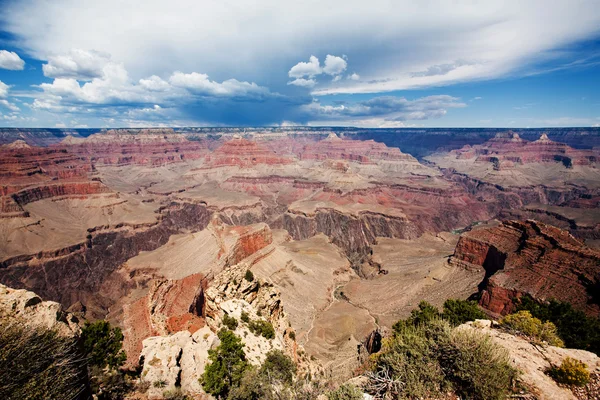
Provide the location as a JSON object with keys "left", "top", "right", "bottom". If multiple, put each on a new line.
{"left": 450, "top": 220, "right": 600, "bottom": 317}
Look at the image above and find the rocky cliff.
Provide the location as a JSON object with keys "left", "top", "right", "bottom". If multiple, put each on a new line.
{"left": 450, "top": 132, "right": 600, "bottom": 168}
{"left": 299, "top": 132, "right": 416, "bottom": 163}
{"left": 0, "top": 283, "right": 80, "bottom": 336}
{"left": 204, "top": 135, "right": 293, "bottom": 167}
{"left": 450, "top": 220, "right": 600, "bottom": 316}
{"left": 56, "top": 131, "right": 208, "bottom": 166}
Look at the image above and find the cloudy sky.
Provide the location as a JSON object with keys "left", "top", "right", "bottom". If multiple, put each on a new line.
{"left": 0, "top": 0, "right": 599, "bottom": 128}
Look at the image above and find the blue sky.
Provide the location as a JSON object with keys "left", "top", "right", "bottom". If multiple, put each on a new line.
{"left": 0, "top": 0, "right": 599, "bottom": 128}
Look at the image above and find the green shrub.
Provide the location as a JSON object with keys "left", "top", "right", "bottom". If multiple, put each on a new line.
{"left": 91, "top": 367, "right": 132, "bottom": 400}
{"left": 222, "top": 314, "right": 238, "bottom": 331}
{"left": 162, "top": 388, "right": 190, "bottom": 400}
{"left": 547, "top": 357, "right": 590, "bottom": 387}
{"left": 153, "top": 379, "right": 167, "bottom": 388}
{"left": 241, "top": 311, "right": 250, "bottom": 323}
{"left": 260, "top": 350, "right": 296, "bottom": 384}
{"left": 326, "top": 383, "right": 363, "bottom": 400}
{"left": 517, "top": 297, "right": 600, "bottom": 355}
{"left": 201, "top": 329, "right": 249, "bottom": 398}
{"left": 392, "top": 301, "right": 440, "bottom": 333}
{"left": 244, "top": 270, "right": 254, "bottom": 282}
{"left": 501, "top": 311, "right": 564, "bottom": 347}
{"left": 442, "top": 299, "right": 487, "bottom": 326}
{"left": 0, "top": 322, "right": 88, "bottom": 400}
{"left": 442, "top": 328, "right": 518, "bottom": 400}
{"left": 371, "top": 316, "right": 518, "bottom": 400}
{"left": 228, "top": 351, "right": 298, "bottom": 399}
{"left": 227, "top": 367, "right": 267, "bottom": 400}
{"left": 288, "top": 330, "right": 296, "bottom": 341}
{"left": 248, "top": 319, "right": 275, "bottom": 339}
{"left": 81, "top": 320, "right": 127, "bottom": 369}
{"left": 371, "top": 319, "right": 449, "bottom": 399}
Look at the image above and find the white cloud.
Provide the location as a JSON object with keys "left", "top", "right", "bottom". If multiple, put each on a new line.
{"left": 348, "top": 73, "right": 360, "bottom": 80}
{"left": 287, "top": 78, "right": 316, "bottom": 87}
{"left": 169, "top": 71, "right": 271, "bottom": 97}
{"left": 0, "top": 50, "right": 25, "bottom": 70}
{"left": 42, "top": 49, "right": 112, "bottom": 80}
{"left": 288, "top": 56, "right": 322, "bottom": 78}
{"left": 0, "top": 99, "right": 20, "bottom": 112}
{"left": 304, "top": 95, "right": 466, "bottom": 124}
{"left": 0, "top": 80, "right": 8, "bottom": 98}
{"left": 139, "top": 75, "right": 170, "bottom": 91}
{"left": 288, "top": 54, "right": 347, "bottom": 86}
{"left": 323, "top": 55, "right": 347, "bottom": 76}
{"left": 4, "top": 0, "right": 600, "bottom": 96}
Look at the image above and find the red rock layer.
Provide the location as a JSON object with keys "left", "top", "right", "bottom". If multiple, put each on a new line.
{"left": 450, "top": 220, "right": 600, "bottom": 316}
{"left": 451, "top": 132, "right": 600, "bottom": 169}
{"left": 225, "top": 224, "right": 273, "bottom": 266}
{"left": 204, "top": 137, "right": 293, "bottom": 167}
{"left": 0, "top": 144, "right": 108, "bottom": 216}
{"left": 299, "top": 133, "right": 416, "bottom": 163}
{"left": 56, "top": 133, "right": 209, "bottom": 166}
{"left": 121, "top": 273, "right": 206, "bottom": 366}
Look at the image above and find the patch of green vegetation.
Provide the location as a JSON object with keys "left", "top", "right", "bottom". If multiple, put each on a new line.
{"left": 81, "top": 320, "right": 127, "bottom": 369}
{"left": 372, "top": 312, "right": 518, "bottom": 400}
{"left": 326, "top": 383, "right": 363, "bottom": 400}
{"left": 222, "top": 314, "right": 239, "bottom": 331}
{"left": 547, "top": 357, "right": 590, "bottom": 387}
{"left": 516, "top": 296, "right": 600, "bottom": 355}
{"left": 0, "top": 322, "right": 88, "bottom": 400}
{"left": 248, "top": 319, "right": 275, "bottom": 339}
{"left": 241, "top": 311, "right": 250, "bottom": 323}
{"left": 442, "top": 298, "right": 487, "bottom": 326}
{"left": 201, "top": 329, "right": 249, "bottom": 399}
{"left": 392, "top": 299, "right": 487, "bottom": 333}
{"left": 244, "top": 269, "right": 254, "bottom": 282}
{"left": 500, "top": 310, "right": 564, "bottom": 347}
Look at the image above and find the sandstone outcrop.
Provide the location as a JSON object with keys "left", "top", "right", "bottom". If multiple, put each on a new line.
{"left": 0, "top": 283, "right": 80, "bottom": 336}
{"left": 204, "top": 258, "right": 319, "bottom": 374}
{"left": 450, "top": 220, "right": 600, "bottom": 316}
{"left": 122, "top": 274, "right": 206, "bottom": 367}
{"left": 139, "top": 326, "right": 217, "bottom": 399}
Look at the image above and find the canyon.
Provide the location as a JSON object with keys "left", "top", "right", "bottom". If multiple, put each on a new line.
{"left": 0, "top": 127, "right": 599, "bottom": 396}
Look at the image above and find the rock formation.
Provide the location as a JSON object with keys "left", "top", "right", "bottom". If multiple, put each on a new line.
{"left": 299, "top": 132, "right": 418, "bottom": 164}
{"left": 0, "top": 283, "right": 80, "bottom": 336}
{"left": 449, "top": 132, "right": 600, "bottom": 168}
{"left": 0, "top": 143, "right": 107, "bottom": 217}
{"left": 56, "top": 131, "right": 209, "bottom": 166}
{"left": 450, "top": 220, "right": 600, "bottom": 316}
{"left": 204, "top": 135, "right": 292, "bottom": 167}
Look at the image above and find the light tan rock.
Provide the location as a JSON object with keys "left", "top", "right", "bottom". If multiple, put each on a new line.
{"left": 0, "top": 283, "right": 80, "bottom": 336}
{"left": 139, "top": 326, "right": 217, "bottom": 399}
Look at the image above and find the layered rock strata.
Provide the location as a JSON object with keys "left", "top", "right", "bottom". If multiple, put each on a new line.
{"left": 450, "top": 220, "right": 600, "bottom": 316}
